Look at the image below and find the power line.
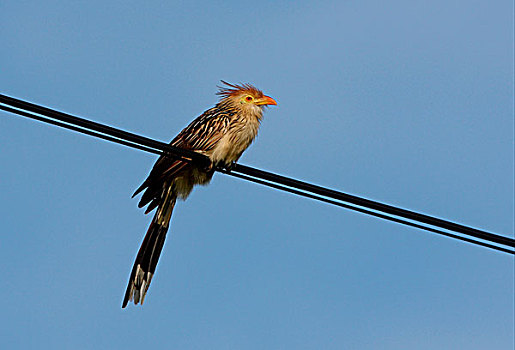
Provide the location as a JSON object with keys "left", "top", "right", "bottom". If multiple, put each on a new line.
{"left": 0, "top": 94, "right": 209, "bottom": 166}
{"left": 228, "top": 164, "right": 514, "bottom": 248}
{"left": 222, "top": 170, "right": 514, "bottom": 254}
{"left": 1, "top": 93, "right": 513, "bottom": 255}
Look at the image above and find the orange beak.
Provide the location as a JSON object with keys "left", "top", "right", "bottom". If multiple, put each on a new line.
{"left": 256, "top": 95, "right": 277, "bottom": 106}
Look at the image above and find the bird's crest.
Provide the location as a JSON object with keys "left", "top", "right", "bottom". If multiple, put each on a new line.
{"left": 217, "top": 81, "right": 264, "bottom": 99}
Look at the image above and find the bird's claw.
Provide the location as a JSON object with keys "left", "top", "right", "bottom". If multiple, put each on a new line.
{"left": 214, "top": 161, "right": 236, "bottom": 172}
{"left": 224, "top": 161, "right": 236, "bottom": 172}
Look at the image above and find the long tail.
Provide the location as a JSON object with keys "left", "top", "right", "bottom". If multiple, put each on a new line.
{"left": 122, "top": 187, "right": 176, "bottom": 308}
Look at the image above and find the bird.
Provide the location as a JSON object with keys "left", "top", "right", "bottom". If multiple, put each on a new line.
{"left": 122, "top": 81, "right": 277, "bottom": 307}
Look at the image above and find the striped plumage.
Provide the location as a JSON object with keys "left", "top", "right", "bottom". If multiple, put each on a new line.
{"left": 122, "top": 81, "right": 276, "bottom": 307}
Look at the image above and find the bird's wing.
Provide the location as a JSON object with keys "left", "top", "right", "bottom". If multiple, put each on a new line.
{"left": 172, "top": 107, "right": 232, "bottom": 150}
{"left": 134, "top": 109, "right": 231, "bottom": 210}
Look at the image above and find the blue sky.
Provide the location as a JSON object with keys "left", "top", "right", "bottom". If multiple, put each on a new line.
{"left": 1, "top": 0, "right": 513, "bottom": 349}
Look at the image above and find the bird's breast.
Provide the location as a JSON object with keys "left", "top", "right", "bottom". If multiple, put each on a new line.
{"left": 209, "top": 118, "right": 260, "bottom": 165}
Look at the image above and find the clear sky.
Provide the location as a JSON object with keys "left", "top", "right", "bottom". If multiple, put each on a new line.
{"left": 1, "top": 1, "right": 513, "bottom": 349}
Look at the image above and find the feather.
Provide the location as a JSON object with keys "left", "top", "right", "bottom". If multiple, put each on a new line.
{"left": 217, "top": 80, "right": 264, "bottom": 99}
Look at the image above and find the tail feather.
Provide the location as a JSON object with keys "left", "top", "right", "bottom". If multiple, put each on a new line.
{"left": 132, "top": 181, "right": 147, "bottom": 198}
{"left": 122, "top": 189, "right": 176, "bottom": 308}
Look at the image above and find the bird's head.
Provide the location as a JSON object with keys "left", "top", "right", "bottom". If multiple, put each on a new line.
{"left": 217, "top": 81, "right": 277, "bottom": 115}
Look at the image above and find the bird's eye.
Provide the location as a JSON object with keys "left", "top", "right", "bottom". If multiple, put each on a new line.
{"left": 245, "top": 96, "right": 253, "bottom": 102}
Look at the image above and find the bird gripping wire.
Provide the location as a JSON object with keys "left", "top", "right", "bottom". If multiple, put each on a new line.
{"left": 0, "top": 93, "right": 513, "bottom": 255}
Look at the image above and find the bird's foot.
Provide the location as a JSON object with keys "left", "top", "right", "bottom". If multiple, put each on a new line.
{"left": 224, "top": 161, "right": 236, "bottom": 172}
{"left": 214, "top": 161, "right": 236, "bottom": 173}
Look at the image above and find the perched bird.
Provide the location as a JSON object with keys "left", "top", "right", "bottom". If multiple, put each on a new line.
{"left": 122, "top": 81, "right": 277, "bottom": 307}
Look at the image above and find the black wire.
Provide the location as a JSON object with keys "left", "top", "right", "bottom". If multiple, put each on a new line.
{"left": 0, "top": 94, "right": 210, "bottom": 167}
{"left": 1, "top": 94, "right": 513, "bottom": 255}
{"left": 0, "top": 105, "right": 162, "bottom": 156}
{"left": 229, "top": 164, "right": 515, "bottom": 248}
{"left": 221, "top": 169, "right": 514, "bottom": 255}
